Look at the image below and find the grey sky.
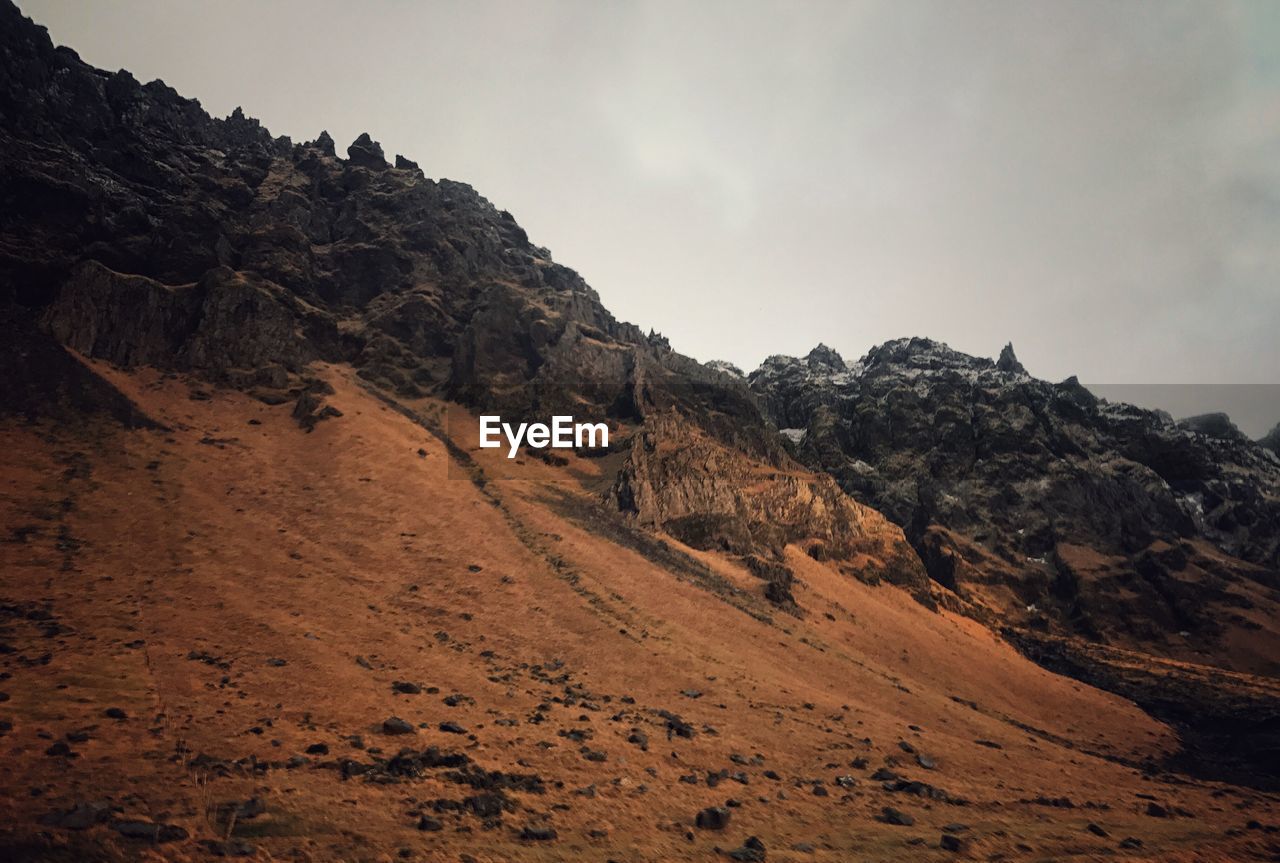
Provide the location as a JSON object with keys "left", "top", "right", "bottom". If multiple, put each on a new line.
{"left": 22, "top": 1, "right": 1280, "bottom": 429}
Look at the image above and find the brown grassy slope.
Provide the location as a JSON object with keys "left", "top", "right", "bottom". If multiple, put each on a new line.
{"left": 0, "top": 360, "right": 1277, "bottom": 862}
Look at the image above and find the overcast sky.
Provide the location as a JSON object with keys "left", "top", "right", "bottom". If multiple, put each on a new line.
{"left": 24, "top": 0, "right": 1280, "bottom": 430}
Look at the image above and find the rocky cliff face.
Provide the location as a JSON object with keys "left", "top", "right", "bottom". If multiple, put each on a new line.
{"left": 749, "top": 339, "right": 1280, "bottom": 672}
{"left": 0, "top": 0, "right": 914, "bottom": 614}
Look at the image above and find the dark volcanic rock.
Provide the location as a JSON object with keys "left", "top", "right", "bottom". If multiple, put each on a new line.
{"left": 382, "top": 717, "right": 415, "bottom": 735}
{"left": 879, "top": 806, "right": 915, "bottom": 826}
{"left": 750, "top": 337, "right": 1280, "bottom": 664}
{"left": 996, "top": 342, "right": 1026, "bottom": 375}
{"left": 347, "top": 132, "right": 386, "bottom": 169}
{"left": 1179, "top": 412, "right": 1248, "bottom": 442}
{"left": 695, "top": 806, "right": 731, "bottom": 830}
{"left": 725, "top": 836, "right": 766, "bottom": 862}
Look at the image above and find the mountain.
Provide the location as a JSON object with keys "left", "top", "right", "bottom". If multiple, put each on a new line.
{"left": 750, "top": 339, "right": 1280, "bottom": 672}
{"left": 2, "top": 1, "right": 1280, "bottom": 860}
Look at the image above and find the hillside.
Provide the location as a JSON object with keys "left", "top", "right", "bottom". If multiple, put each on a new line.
{"left": 4, "top": 361, "right": 1278, "bottom": 862}
{"left": 2, "top": 0, "right": 1280, "bottom": 859}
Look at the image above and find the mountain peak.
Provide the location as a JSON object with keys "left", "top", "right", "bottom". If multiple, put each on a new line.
{"left": 861, "top": 336, "right": 987, "bottom": 373}
{"left": 805, "top": 343, "right": 845, "bottom": 370}
{"left": 347, "top": 132, "right": 387, "bottom": 169}
{"left": 1179, "top": 411, "right": 1247, "bottom": 442}
{"left": 997, "top": 341, "right": 1027, "bottom": 374}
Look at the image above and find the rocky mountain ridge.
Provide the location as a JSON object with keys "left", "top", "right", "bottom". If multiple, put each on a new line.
{"left": 748, "top": 339, "right": 1280, "bottom": 673}
{"left": 0, "top": 0, "right": 920, "bottom": 616}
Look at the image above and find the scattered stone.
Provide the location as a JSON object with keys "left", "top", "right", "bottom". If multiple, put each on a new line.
{"left": 940, "top": 833, "right": 966, "bottom": 852}
{"left": 104, "top": 707, "right": 127, "bottom": 720}
{"left": 200, "top": 839, "right": 257, "bottom": 857}
{"left": 417, "top": 815, "right": 443, "bottom": 831}
{"left": 1145, "top": 802, "right": 1169, "bottom": 818}
{"left": 40, "top": 801, "right": 111, "bottom": 830}
{"left": 306, "top": 742, "right": 329, "bottom": 755}
{"left": 439, "top": 721, "right": 467, "bottom": 734}
{"left": 393, "top": 681, "right": 422, "bottom": 694}
{"left": 696, "top": 806, "right": 731, "bottom": 830}
{"left": 382, "top": 717, "right": 415, "bottom": 735}
{"left": 916, "top": 754, "right": 936, "bottom": 770}
{"left": 880, "top": 807, "right": 915, "bottom": 826}
{"left": 113, "top": 820, "right": 189, "bottom": 842}
{"left": 659, "top": 709, "right": 695, "bottom": 739}
{"left": 725, "top": 835, "right": 766, "bottom": 862}
{"left": 1087, "top": 823, "right": 1109, "bottom": 837}
{"left": 519, "top": 825, "right": 558, "bottom": 841}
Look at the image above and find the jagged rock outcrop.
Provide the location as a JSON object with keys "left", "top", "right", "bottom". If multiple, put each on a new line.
{"left": 996, "top": 342, "right": 1026, "bottom": 375}
{"left": 608, "top": 411, "right": 935, "bottom": 606}
{"left": 1179, "top": 412, "right": 1248, "bottom": 443}
{"left": 347, "top": 132, "right": 387, "bottom": 169}
{"left": 750, "top": 338, "right": 1280, "bottom": 672}
{"left": 703, "top": 360, "right": 744, "bottom": 378}
{"left": 44, "top": 261, "right": 336, "bottom": 385}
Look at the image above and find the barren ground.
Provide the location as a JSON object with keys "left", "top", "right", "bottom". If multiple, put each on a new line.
{"left": 1, "top": 360, "right": 1277, "bottom": 861}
